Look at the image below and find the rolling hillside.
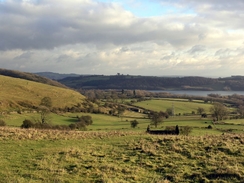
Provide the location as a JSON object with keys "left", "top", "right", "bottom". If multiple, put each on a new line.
{"left": 0, "top": 68, "right": 67, "bottom": 88}
{"left": 0, "top": 75, "right": 85, "bottom": 111}
{"left": 35, "top": 72, "right": 80, "bottom": 80}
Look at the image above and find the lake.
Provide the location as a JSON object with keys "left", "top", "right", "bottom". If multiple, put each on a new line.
{"left": 148, "top": 90, "right": 244, "bottom": 97}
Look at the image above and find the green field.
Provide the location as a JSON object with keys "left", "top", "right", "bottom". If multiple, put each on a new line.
{"left": 2, "top": 109, "right": 244, "bottom": 135}
{"left": 133, "top": 98, "right": 212, "bottom": 114}
{"left": 0, "top": 127, "right": 244, "bottom": 182}
{"left": 1, "top": 94, "right": 244, "bottom": 182}
{"left": 1, "top": 98, "right": 244, "bottom": 135}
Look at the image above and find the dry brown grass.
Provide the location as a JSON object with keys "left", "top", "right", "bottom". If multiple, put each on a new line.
{"left": 0, "top": 75, "right": 85, "bottom": 111}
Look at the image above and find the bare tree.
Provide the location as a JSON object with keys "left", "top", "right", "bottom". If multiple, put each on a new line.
{"left": 39, "top": 106, "right": 51, "bottom": 124}
{"left": 210, "top": 102, "right": 228, "bottom": 121}
{"left": 238, "top": 105, "right": 244, "bottom": 117}
{"left": 197, "top": 107, "right": 205, "bottom": 115}
{"left": 150, "top": 111, "right": 165, "bottom": 128}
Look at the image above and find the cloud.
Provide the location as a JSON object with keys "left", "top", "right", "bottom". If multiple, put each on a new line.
{"left": 0, "top": 0, "right": 244, "bottom": 77}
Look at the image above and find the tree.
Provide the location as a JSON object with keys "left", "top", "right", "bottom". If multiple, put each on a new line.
{"left": 238, "top": 105, "right": 244, "bottom": 117}
{"left": 130, "top": 120, "right": 139, "bottom": 128}
{"left": 39, "top": 106, "right": 51, "bottom": 124}
{"left": 133, "top": 90, "right": 136, "bottom": 96}
{"left": 166, "top": 108, "right": 173, "bottom": 116}
{"left": 210, "top": 102, "right": 228, "bottom": 121}
{"left": 117, "top": 105, "right": 126, "bottom": 121}
{"left": 175, "top": 125, "right": 180, "bottom": 135}
{"left": 40, "top": 97, "right": 52, "bottom": 109}
{"left": 150, "top": 111, "right": 164, "bottom": 128}
{"left": 197, "top": 107, "right": 205, "bottom": 115}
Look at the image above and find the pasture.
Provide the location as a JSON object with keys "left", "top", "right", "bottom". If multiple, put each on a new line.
{"left": 133, "top": 98, "right": 212, "bottom": 114}
{"left": 1, "top": 98, "right": 244, "bottom": 135}
{"left": 0, "top": 75, "right": 85, "bottom": 111}
{"left": 1, "top": 98, "right": 244, "bottom": 182}
{"left": 0, "top": 127, "right": 244, "bottom": 182}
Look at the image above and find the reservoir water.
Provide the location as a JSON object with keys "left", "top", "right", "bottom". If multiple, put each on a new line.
{"left": 148, "top": 90, "right": 244, "bottom": 97}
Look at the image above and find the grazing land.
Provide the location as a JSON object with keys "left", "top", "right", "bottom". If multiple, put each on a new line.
{"left": 1, "top": 70, "right": 244, "bottom": 182}
{"left": 0, "top": 75, "right": 85, "bottom": 111}
{"left": 0, "top": 68, "right": 67, "bottom": 88}
{"left": 133, "top": 98, "right": 212, "bottom": 114}
{"left": 2, "top": 97, "right": 244, "bottom": 134}
{"left": 0, "top": 127, "right": 244, "bottom": 182}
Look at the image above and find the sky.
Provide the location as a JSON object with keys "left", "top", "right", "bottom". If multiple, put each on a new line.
{"left": 1, "top": 0, "right": 244, "bottom": 77}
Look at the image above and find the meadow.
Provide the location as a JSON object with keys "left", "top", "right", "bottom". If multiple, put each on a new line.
{"left": 0, "top": 127, "right": 244, "bottom": 182}
{"left": 133, "top": 98, "right": 213, "bottom": 114}
{"left": 2, "top": 98, "right": 244, "bottom": 134}
{"left": 1, "top": 98, "right": 244, "bottom": 182}
{"left": 0, "top": 75, "right": 85, "bottom": 111}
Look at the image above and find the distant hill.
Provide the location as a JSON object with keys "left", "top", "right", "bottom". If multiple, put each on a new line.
{"left": 58, "top": 74, "right": 244, "bottom": 91}
{"left": 0, "top": 68, "right": 67, "bottom": 88}
{"left": 0, "top": 75, "right": 85, "bottom": 111}
{"left": 35, "top": 72, "right": 80, "bottom": 80}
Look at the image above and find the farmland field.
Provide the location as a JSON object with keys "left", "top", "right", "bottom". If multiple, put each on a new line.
{"left": 0, "top": 127, "right": 244, "bottom": 182}
{"left": 1, "top": 97, "right": 244, "bottom": 182}
{"left": 133, "top": 98, "right": 212, "bottom": 114}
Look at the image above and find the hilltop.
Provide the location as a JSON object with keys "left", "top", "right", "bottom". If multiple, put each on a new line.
{"left": 0, "top": 68, "right": 67, "bottom": 88}
{"left": 0, "top": 75, "right": 85, "bottom": 111}
{"left": 35, "top": 72, "right": 80, "bottom": 80}
{"left": 57, "top": 74, "right": 244, "bottom": 91}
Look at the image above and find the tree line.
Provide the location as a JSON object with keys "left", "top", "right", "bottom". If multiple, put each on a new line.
{"left": 58, "top": 75, "right": 244, "bottom": 90}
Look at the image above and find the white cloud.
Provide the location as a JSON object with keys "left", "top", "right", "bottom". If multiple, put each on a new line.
{"left": 0, "top": 0, "right": 244, "bottom": 76}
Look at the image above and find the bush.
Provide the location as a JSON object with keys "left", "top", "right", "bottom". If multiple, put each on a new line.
{"left": 130, "top": 120, "right": 139, "bottom": 128}
{"left": 180, "top": 126, "right": 193, "bottom": 136}
{"left": 207, "top": 125, "right": 213, "bottom": 129}
{"left": 68, "top": 122, "right": 87, "bottom": 131}
{"left": 0, "top": 119, "right": 6, "bottom": 126}
{"left": 77, "top": 115, "right": 93, "bottom": 126}
{"left": 21, "top": 119, "right": 34, "bottom": 129}
{"left": 69, "top": 123, "right": 77, "bottom": 130}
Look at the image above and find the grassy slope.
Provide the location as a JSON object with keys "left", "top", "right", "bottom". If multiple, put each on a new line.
{"left": 0, "top": 68, "right": 67, "bottom": 88}
{"left": 0, "top": 128, "right": 244, "bottom": 182}
{"left": 134, "top": 98, "right": 213, "bottom": 114}
{"left": 0, "top": 75, "right": 85, "bottom": 110}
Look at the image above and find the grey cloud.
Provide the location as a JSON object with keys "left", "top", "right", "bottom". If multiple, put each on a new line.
{"left": 14, "top": 51, "right": 33, "bottom": 60}
{"left": 161, "top": 52, "right": 176, "bottom": 61}
{"left": 187, "top": 45, "right": 206, "bottom": 54}
{"left": 0, "top": 0, "right": 213, "bottom": 51}
{"left": 120, "top": 47, "right": 129, "bottom": 52}
{"left": 1, "top": 0, "right": 244, "bottom": 77}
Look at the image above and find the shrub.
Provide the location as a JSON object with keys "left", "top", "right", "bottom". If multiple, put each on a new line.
{"left": 0, "top": 119, "right": 6, "bottom": 126}
{"left": 21, "top": 119, "right": 34, "bottom": 129}
{"left": 175, "top": 125, "right": 180, "bottom": 135}
{"left": 180, "top": 126, "right": 192, "bottom": 136}
{"left": 130, "top": 120, "right": 139, "bottom": 128}
{"left": 77, "top": 115, "right": 93, "bottom": 126}
{"left": 69, "top": 123, "right": 77, "bottom": 130}
{"left": 207, "top": 125, "right": 213, "bottom": 129}
{"left": 68, "top": 122, "right": 87, "bottom": 131}
{"left": 76, "top": 122, "right": 87, "bottom": 130}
